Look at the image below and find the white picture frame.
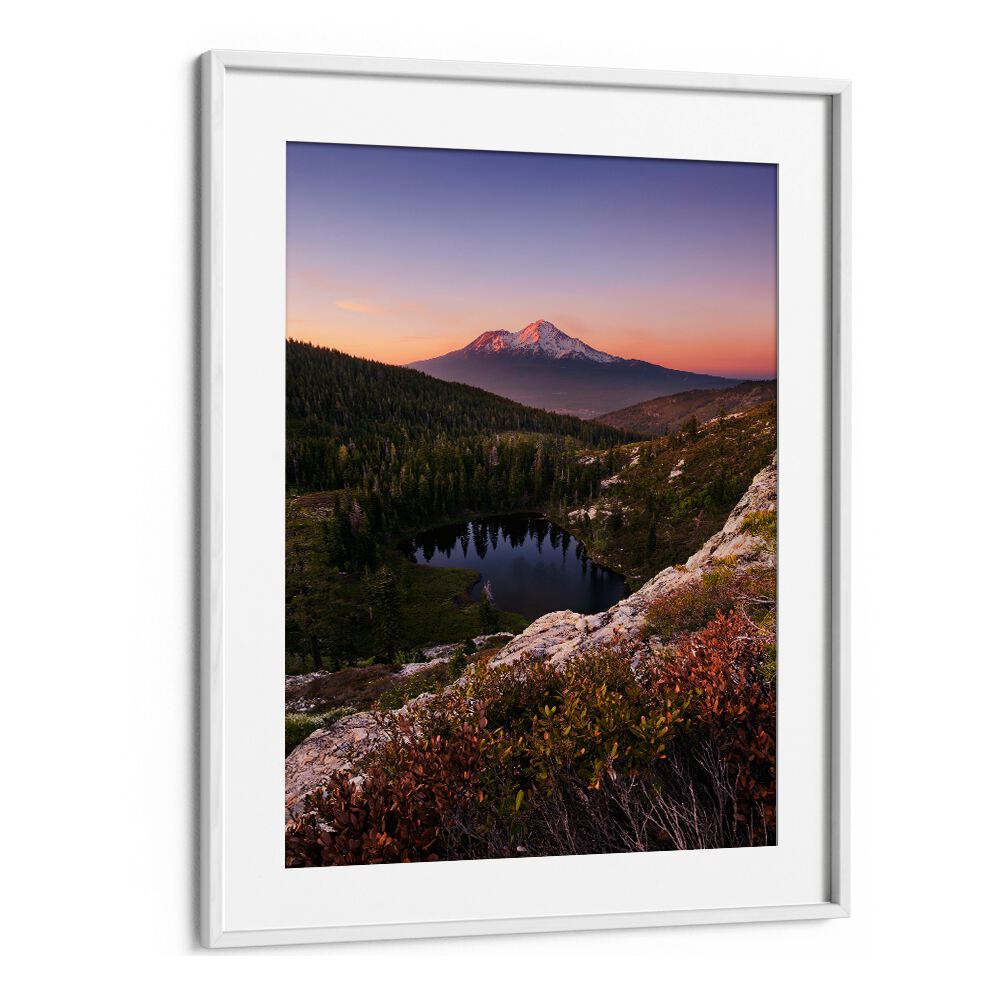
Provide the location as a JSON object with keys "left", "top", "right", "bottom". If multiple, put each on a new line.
{"left": 200, "top": 49, "right": 850, "bottom": 948}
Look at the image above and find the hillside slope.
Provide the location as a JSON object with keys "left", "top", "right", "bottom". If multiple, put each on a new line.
{"left": 565, "top": 399, "right": 776, "bottom": 583}
{"left": 599, "top": 379, "right": 776, "bottom": 436}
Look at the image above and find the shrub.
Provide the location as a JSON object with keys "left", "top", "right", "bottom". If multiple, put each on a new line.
{"left": 463, "top": 649, "right": 684, "bottom": 800}
{"left": 645, "top": 564, "right": 775, "bottom": 639}
{"left": 286, "top": 715, "right": 486, "bottom": 866}
{"left": 646, "top": 568, "right": 737, "bottom": 637}
{"left": 653, "top": 610, "right": 776, "bottom": 839}
{"left": 372, "top": 663, "right": 451, "bottom": 710}
{"left": 446, "top": 648, "right": 468, "bottom": 681}
{"left": 287, "top": 610, "right": 777, "bottom": 864}
{"left": 285, "top": 706, "right": 362, "bottom": 755}
{"left": 285, "top": 713, "right": 325, "bottom": 756}
{"left": 741, "top": 509, "right": 777, "bottom": 547}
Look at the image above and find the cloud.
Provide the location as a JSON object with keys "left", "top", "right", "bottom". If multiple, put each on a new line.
{"left": 334, "top": 299, "right": 379, "bottom": 314}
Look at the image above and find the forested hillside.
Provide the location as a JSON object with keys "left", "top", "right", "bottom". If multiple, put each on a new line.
{"left": 288, "top": 340, "right": 636, "bottom": 492}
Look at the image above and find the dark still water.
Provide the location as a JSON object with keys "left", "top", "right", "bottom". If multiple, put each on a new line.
{"left": 401, "top": 515, "right": 627, "bottom": 621}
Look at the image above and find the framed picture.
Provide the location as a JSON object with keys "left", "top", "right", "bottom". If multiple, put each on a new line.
{"left": 200, "top": 50, "right": 850, "bottom": 948}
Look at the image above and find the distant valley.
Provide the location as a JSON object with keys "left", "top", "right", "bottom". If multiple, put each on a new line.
{"left": 407, "top": 319, "right": 739, "bottom": 418}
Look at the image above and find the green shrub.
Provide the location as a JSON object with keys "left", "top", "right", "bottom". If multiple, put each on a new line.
{"left": 741, "top": 509, "right": 777, "bottom": 546}
{"left": 468, "top": 650, "right": 687, "bottom": 817}
{"left": 446, "top": 648, "right": 468, "bottom": 681}
{"left": 645, "top": 567, "right": 736, "bottom": 637}
{"left": 373, "top": 662, "right": 451, "bottom": 710}
{"left": 645, "top": 564, "right": 775, "bottom": 639}
{"left": 285, "top": 713, "right": 325, "bottom": 755}
{"left": 286, "top": 706, "right": 362, "bottom": 756}
{"left": 320, "top": 705, "right": 360, "bottom": 725}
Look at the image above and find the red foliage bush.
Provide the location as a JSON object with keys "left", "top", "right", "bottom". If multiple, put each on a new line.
{"left": 286, "top": 609, "right": 776, "bottom": 865}
{"left": 652, "top": 609, "right": 775, "bottom": 838}
{"left": 285, "top": 714, "right": 485, "bottom": 866}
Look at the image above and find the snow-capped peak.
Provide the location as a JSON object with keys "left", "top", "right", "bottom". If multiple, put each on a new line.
{"left": 466, "top": 320, "right": 619, "bottom": 364}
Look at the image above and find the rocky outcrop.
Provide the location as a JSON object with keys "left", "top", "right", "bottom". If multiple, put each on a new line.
{"left": 285, "top": 457, "right": 776, "bottom": 816}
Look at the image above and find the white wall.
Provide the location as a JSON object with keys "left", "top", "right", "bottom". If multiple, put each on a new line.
{"left": 3, "top": 2, "right": 997, "bottom": 995}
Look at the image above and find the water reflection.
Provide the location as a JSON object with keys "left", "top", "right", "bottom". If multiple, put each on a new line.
{"left": 401, "top": 515, "right": 627, "bottom": 621}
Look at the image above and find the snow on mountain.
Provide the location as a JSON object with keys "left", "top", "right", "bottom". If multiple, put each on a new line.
{"left": 466, "top": 320, "right": 620, "bottom": 364}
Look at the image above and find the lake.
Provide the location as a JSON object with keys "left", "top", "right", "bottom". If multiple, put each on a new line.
{"left": 401, "top": 515, "right": 628, "bottom": 621}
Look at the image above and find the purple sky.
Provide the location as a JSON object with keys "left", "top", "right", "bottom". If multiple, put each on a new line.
{"left": 287, "top": 143, "right": 776, "bottom": 378}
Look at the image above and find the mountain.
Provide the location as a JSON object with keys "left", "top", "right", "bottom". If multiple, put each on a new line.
{"left": 407, "top": 319, "right": 739, "bottom": 418}
{"left": 599, "top": 379, "right": 777, "bottom": 436}
{"left": 464, "top": 320, "right": 619, "bottom": 364}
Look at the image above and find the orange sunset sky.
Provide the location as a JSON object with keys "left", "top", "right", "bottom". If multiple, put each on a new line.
{"left": 287, "top": 144, "right": 777, "bottom": 379}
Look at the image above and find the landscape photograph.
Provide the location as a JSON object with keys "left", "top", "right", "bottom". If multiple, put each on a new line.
{"left": 284, "top": 143, "right": 778, "bottom": 866}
